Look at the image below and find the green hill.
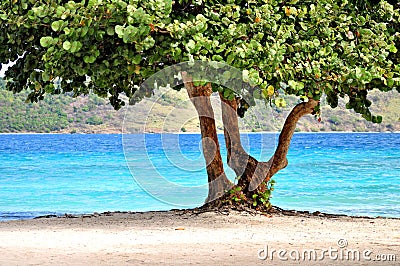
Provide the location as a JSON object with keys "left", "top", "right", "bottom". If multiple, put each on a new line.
{"left": 0, "top": 78, "right": 399, "bottom": 133}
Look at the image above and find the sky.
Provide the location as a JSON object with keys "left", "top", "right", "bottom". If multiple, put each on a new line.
{"left": 0, "top": 64, "right": 6, "bottom": 77}
{"left": 0, "top": 62, "right": 13, "bottom": 78}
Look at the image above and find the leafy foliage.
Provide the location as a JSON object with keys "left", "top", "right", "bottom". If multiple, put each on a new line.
{"left": 224, "top": 179, "right": 276, "bottom": 210}
{"left": 0, "top": 0, "right": 399, "bottom": 123}
{"left": 252, "top": 179, "right": 276, "bottom": 210}
{"left": 225, "top": 186, "right": 247, "bottom": 205}
{"left": 0, "top": 0, "right": 175, "bottom": 110}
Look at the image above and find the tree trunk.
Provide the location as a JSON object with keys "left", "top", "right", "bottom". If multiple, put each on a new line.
{"left": 219, "top": 93, "right": 272, "bottom": 192}
{"left": 219, "top": 93, "right": 319, "bottom": 193}
{"left": 181, "top": 73, "right": 232, "bottom": 202}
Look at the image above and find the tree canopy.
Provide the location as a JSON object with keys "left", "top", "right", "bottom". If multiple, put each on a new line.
{"left": 1, "top": 0, "right": 399, "bottom": 123}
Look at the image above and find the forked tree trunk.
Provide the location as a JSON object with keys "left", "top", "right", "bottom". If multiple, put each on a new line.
{"left": 182, "top": 74, "right": 318, "bottom": 204}
{"left": 219, "top": 93, "right": 319, "bottom": 194}
{"left": 181, "top": 73, "right": 232, "bottom": 202}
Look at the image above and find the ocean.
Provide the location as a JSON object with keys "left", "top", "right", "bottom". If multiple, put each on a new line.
{"left": 0, "top": 133, "right": 399, "bottom": 221}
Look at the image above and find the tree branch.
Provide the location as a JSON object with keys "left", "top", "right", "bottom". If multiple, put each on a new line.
{"left": 248, "top": 98, "right": 320, "bottom": 190}
{"left": 269, "top": 99, "right": 319, "bottom": 175}
{"left": 219, "top": 93, "right": 247, "bottom": 174}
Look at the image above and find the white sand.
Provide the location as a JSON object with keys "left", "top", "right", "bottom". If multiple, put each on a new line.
{"left": 0, "top": 210, "right": 399, "bottom": 265}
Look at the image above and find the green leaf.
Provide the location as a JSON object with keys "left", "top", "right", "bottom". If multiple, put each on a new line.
{"left": 192, "top": 81, "right": 200, "bottom": 86}
{"left": 242, "top": 70, "right": 250, "bottom": 83}
{"left": 106, "top": 26, "right": 115, "bottom": 36}
{"left": 142, "top": 36, "right": 155, "bottom": 50}
{"left": 249, "top": 70, "right": 261, "bottom": 86}
{"left": 115, "top": 25, "right": 124, "bottom": 36}
{"left": 123, "top": 26, "right": 138, "bottom": 43}
{"left": 56, "top": 6, "right": 66, "bottom": 16}
{"left": 51, "top": 20, "right": 64, "bottom": 32}
{"left": 227, "top": 54, "right": 235, "bottom": 64}
{"left": 288, "top": 80, "right": 296, "bottom": 88}
{"left": 223, "top": 89, "right": 232, "bottom": 99}
{"left": 355, "top": 67, "right": 363, "bottom": 79}
{"left": 357, "top": 16, "right": 366, "bottom": 26}
{"left": 84, "top": 55, "right": 96, "bottom": 64}
{"left": 261, "top": 88, "right": 268, "bottom": 99}
{"left": 132, "top": 55, "right": 142, "bottom": 64}
{"left": 64, "top": 27, "right": 71, "bottom": 35}
{"left": 388, "top": 44, "right": 397, "bottom": 53}
{"left": 39, "top": 36, "right": 54, "bottom": 48}
{"left": 299, "top": 22, "right": 308, "bottom": 30}
{"left": 41, "top": 71, "right": 50, "bottom": 82}
{"left": 81, "top": 27, "right": 89, "bottom": 37}
{"left": 138, "top": 25, "right": 150, "bottom": 36}
{"left": 69, "top": 41, "right": 82, "bottom": 53}
{"left": 212, "top": 55, "right": 223, "bottom": 61}
{"left": 63, "top": 41, "right": 71, "bottom": 51}
{"left": 185, "top": 40, "right": 196, "bottom": 53}
{"left": 275, "top": 98, "right": 287, "bottom": 107}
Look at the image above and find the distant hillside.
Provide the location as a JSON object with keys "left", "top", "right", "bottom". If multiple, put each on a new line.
{"left": 0, "top": 78, "right": 399, "bottom": 133}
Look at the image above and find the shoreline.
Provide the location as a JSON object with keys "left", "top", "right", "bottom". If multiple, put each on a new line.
{"left": 0, "top": 208, "right": 399, "bottom": 265}
{"left": 2, "top": 205, "right": 400, "bottom": 222}
{"left": 25, "top": 206, "right": 400, "bottom": 221}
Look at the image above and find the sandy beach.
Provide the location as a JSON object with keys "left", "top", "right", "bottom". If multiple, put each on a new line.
{"left": 0, "top": 210, "right": 399, "bottom": 265}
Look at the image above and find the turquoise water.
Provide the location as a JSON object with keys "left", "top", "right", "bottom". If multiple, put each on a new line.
{"left": 0, "top": 133, "right": 399, "bottom": 220}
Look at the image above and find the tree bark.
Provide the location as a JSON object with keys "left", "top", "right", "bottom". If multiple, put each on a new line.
{"left": 219, "top": 93, "right": 272, "bottom": 192}
{"left": 182, "top": 73, "right": 232, "bottom": 202}
{"left": 219, "top": 93, "right": 319, "bottom": 193}
{"left": 249, "top": 98, "right": 319, "bottom": 191}
{"left": 267, "top": 99, "right": 320, "bottom": 176}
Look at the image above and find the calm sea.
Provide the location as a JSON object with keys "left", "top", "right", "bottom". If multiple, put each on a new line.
{"left": 0, "top": 133, "right": 399, "bottom": 221}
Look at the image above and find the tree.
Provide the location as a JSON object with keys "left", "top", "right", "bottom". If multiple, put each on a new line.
{"left": 1, "top": 0, "right": 399, "bottom": 209}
